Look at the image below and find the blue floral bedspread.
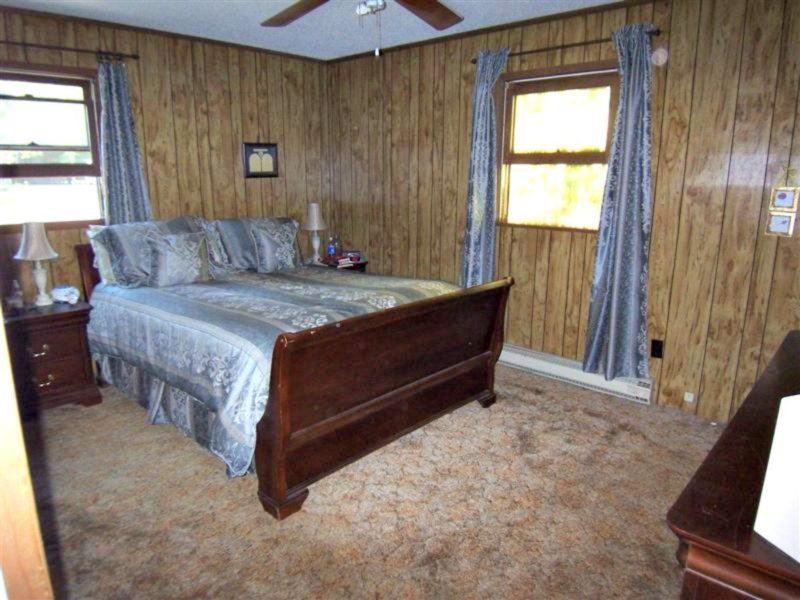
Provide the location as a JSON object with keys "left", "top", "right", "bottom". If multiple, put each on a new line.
{"left": 88, "top": 267, "right": 458, "bottom": 475}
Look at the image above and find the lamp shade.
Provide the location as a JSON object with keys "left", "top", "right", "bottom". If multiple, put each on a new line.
{"left": 14, "top": 222, "right": 58, "bottom": 261}
{"left": 303, "top": 202, "right": 327, "bottom": 231}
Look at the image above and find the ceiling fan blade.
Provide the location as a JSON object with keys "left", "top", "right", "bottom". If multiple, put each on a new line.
{"left": 261, "top": 0, "right": 330, "bottom": 27}
{"left": 395, "top": 0, "right": 463, "bottom": 30}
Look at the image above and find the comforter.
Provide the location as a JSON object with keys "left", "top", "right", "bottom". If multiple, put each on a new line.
{"left": 88, "top": 267, "right": 458, "bottom": 475}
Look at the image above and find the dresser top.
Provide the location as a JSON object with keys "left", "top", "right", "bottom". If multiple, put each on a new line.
{"left": 4, "top": 301, "right": 91, "bottom": 325}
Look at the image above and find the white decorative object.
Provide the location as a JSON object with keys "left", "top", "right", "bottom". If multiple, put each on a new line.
{"left": 754, "top": 394, "right": 800, "bottom": 563}
{"left": 651, "top": 47, "right": 669, "bottom": 66}
{"left": 303, "top": 203, "right": 327, "bottom": 264}
{"left": 13, "top": 222, "right": 59, "bottom": 307}
{"left": 52, "top": 285, "right": 80, "bottom": 305}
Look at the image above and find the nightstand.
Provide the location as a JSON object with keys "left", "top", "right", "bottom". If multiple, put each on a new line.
{"left": 4, "top": 302, "right": 101, "bottom": 418}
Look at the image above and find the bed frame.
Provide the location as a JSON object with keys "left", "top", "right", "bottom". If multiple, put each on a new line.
{"left": 76, "top": 243, "right": 513, "bottom": 519}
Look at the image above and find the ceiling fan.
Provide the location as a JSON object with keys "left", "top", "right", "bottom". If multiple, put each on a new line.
{"left": 262, "top": 0, "right": 463, "bottom": 31}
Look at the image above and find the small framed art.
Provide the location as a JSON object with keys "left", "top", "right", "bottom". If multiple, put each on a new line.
{"left": 765, "top": 212, "right": 795, "bottom": 237}
{"left": 242, "top": 143, "right": 278, "bottom": 178}
{"left": 769, "top": 187, "right": 799, "bottom": 212}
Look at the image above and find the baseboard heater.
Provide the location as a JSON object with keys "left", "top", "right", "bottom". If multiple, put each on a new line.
{"left": 498, "top": 344, "right": 651, "bottom": 405}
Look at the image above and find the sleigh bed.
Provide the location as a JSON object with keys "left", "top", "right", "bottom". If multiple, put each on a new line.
{"left": 76, "top": 243, "right": 512, "bottom": 519}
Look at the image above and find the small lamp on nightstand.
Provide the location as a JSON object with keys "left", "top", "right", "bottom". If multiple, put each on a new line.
{"left": 303, "top": 202, "right": 327, "bottom": 264}
{"left": 14, "top": 222, "right": 59, "bottom": 307}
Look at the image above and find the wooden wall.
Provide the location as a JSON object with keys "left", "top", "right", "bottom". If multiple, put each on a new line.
{"left": 326, "top": 0, "right": 800, "bottom": 422}
{"left": 0, "top": 8, "right": 332, "bottom": 300}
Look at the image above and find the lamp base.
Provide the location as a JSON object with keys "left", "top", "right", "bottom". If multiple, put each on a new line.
{"left": 33, "top": 261, "right": 53, "bottom": 307}
{"left": 34, "top": 294, "right": 54, "bottom": 307}
{"left": 310, "top": 230, "right": 323, "bottom": 264}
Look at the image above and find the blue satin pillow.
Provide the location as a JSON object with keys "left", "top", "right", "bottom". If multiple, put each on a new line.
{"left": 146, "top": 232, "right": 211, "bottom": 287}
{"left": 212, "top": 218, "right": 258, "bottom": 271}
{"left": 92, "top": 216, "right": 203, "bottom": 287}
{"left": 209, "top": 217, "right": 300, "bottom": 272}
{"left": 249, "top": 218, "right": 300, "bottom": 273}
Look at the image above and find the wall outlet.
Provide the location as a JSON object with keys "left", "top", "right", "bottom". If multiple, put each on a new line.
{"left": 684, "top": 391, "right": 695, "bottom": 404}
{"left": 651, "top": 339, "right": 664, "bottom": 358}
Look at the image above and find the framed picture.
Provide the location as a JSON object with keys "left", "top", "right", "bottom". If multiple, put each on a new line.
{"left": 769, "top": 187, "right": 799, "bottom": 211}
{"left": 242, "top": 142, "right": 278, "bottom": 178}
{"left": 765, "top": 212, "right": 796, "bottom": 237}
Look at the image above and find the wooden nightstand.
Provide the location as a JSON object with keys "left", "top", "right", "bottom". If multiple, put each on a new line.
{"left": 4, "top": 302, "right": 101, "bottom": 418}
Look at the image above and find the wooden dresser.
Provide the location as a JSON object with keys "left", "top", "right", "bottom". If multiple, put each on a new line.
{"left": 5, "top": 302, "right": 101, "bottom": 418}
{"left": 667, "top": 331, "right": 800, "bottom": 599}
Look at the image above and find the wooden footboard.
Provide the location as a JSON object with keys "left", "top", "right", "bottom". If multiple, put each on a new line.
{"left": 255, "top": 277, "right": 513, "bottom": 519}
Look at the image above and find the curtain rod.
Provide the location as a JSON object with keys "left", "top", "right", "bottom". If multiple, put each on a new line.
{"left": 470, "top": 28, "right": 662, "bottom": 64}
{"left": 0, "top": 40, "right": 138, "bottom": 60}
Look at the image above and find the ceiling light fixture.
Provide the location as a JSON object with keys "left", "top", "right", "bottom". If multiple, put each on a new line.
{"left": 355, "top": 0, "right": 387, "bottom": 17}
{"left": 356, "top": 0, "right": 387, "bottom": 57}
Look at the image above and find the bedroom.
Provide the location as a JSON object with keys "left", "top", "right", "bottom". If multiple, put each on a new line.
{"left": 0, "top": 0, "right": 798, "bottom": 597}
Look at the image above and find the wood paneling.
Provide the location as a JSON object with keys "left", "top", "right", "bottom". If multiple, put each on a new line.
{"left": 326, "top": 0, "right": 800, "bottom": 422}
{"left": 0, "top": 8, "right": 331, "bottom": 299}
{"left": 2, "top": 0, "right": 799, "bottom": 423}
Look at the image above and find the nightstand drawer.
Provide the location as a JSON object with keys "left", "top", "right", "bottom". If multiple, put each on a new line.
{"left": 23, "top": 326, "right": 83, "bottom": 363}
{"left": 27, "top": 355, "right": 91, "bottom": 397}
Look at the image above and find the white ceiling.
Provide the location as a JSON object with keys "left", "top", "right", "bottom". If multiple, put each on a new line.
{"left": 0, "top": 0, "right": 620, "bottom": 61}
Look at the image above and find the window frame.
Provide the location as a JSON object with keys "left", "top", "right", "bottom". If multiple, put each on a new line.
{"left": 0, "top": 62, "right": 101, "bottom": 179}
{"left": 496, "top": 60, "right": 620, "bottom": 232}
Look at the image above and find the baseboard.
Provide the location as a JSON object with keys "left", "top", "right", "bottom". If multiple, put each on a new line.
{"left": 498, "top": 344, "right": 651, "bottom": 405}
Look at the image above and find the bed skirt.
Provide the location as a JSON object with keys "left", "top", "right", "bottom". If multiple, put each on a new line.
{"left": 95, "top": 354, "right": 253, "bottom": 475}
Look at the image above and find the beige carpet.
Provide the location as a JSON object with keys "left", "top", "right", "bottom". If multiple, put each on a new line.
{"left": 25, "top": 366, "right": 719, "bottom": 599}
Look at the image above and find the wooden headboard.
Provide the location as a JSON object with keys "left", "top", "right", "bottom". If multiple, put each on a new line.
{"left": 75, "top": 243, "right": 100, "bottom": 300}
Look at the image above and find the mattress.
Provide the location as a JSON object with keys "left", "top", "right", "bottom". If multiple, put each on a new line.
{"left": 88, "top": 266, "right": 458, "bottom": 475}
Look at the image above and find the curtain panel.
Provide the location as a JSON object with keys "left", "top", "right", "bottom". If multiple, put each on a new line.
{"left": 583, "top": 24, "right": 654, "bottom": 380}
{"left": 98, "top": 61, "right": 152, "bottom": 225}
{"left": 460, "top": 48, "right": 509, "bottom": 288}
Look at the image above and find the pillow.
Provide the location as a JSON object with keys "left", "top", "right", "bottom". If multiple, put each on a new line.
{"left": 210, "top": 217, "right": 301, "bottom": 272}
{"left": 93, "top": 216, "right": 203, "bottom": 287}
{"left": 213, "top": 218, "right": 259, "bottom": 271}
{"left": 146, "top": 232, "right": 210, "bottom": 287}
{"left": 199, "top": 219, "right": 235, "bottom": 279}
{"left": 86, "top": 225, "right": 116, "bottom": 285}
{"left": 249, "top": 218, "right": 300, "bottom": 273}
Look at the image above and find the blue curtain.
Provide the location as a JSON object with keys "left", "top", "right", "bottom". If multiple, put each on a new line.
{"left": 98, "top": 61, "right": 152, "bottom": 224}
{"left": 583, "top": 24, "right": 654, "bottom": 380}
{"left": 460, "top": 48, "right": 509, "bottom": 288}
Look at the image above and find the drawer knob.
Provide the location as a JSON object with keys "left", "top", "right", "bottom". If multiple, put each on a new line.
{"left": 28, "top": 343, "right": 50, "bottom": 358}
{"left": 32, "top": 373, "right": 55, "bottom": 388}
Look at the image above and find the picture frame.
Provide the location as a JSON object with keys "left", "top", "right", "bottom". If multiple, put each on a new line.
{"left": 242, "top": 142, "right": 278, "bottom": 178}
{"left": 768, "top": 187, "right": 799, "bottom": 212}
{"left": 765, "top": 212, "right": 795, "bottom": 237}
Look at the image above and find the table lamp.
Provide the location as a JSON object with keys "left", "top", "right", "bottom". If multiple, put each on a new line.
{"left": 303, "top": 202, "right": 327, "bottom": 264}
{"left": 14, "top": 222, "right": 59, "bottom": 307}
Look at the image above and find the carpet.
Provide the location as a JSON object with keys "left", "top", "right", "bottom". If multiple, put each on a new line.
{"left": 25, "top": 366, "right": 719, "bottom": 599}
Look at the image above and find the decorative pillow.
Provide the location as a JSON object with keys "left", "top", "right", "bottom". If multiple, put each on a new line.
{"left": 213, "top": 218, "right": 259, "bottom": 271}
{"left": 199, "top": 219, "right": 235, "bottom": 279}
{"left": 146, "top": 232, "right": 210, "bottom": 287}
{"left": 249, "top": 218, "right": 300, "bottom": 273}
{"left": 93, "top": 216, "right": 203, "bottom": 287}
{"left": 86, "top": 225, "right": 116, "bottom": 285}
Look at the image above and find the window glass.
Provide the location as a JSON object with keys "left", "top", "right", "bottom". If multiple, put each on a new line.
{"left": 0, "top": 99, "right": 91, "bottom": 148}
{"left": 511, "top": 87, "right": 611, "bottom": 154}
{"left": 507, "top": 164, "right": 606, "bottom": 231}
{"left": 0, "top": 79, "right": 84, "bottom": 100}
{"left": 0, "top": 177, "right": 101, "bottom": 224}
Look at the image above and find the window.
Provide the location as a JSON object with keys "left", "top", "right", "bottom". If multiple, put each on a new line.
{"left": 0, "top": 68, "right": 102, "bottom": 225}
{"left": 498, "top": 65, "right": 618, "bottom": 231}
